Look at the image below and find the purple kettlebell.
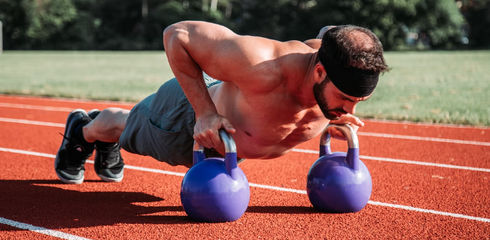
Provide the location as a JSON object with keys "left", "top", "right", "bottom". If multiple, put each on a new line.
{"left": 307, "top": 124, "right": 372, "bottom": 213}
{"left": 180, "top": 130, "right": 250, "bottom": 222}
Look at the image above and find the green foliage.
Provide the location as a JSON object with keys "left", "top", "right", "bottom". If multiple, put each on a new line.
{"left": 414, "top": 0, "right": 465, "bottom": 48}
{"left": 460, "top": 0, "right": 490, "bottom": 48}
{"left": 0, "top": 0, "right": 480, "bottom": 50}
{"left": 0, "top": 0, "right": 29, "bottom": 48}
{"left": 306, "top": 0, "right": 465, "bottom": 50}
{"left": 23, "top": 0, "right": 77, "bottom": 41}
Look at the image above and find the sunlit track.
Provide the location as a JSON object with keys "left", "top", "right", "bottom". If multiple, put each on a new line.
{"left": 1, "top": 117, "right": 488, "bottom": 173}
{"left": 357, "top": 131, "right": 490, "bottom": 146}
{"left": 1, "top": 116, "right": 489, "bottom": 146}
{"left": 1, "top": 95, "right": 489, "bottom": 238}
{"left": 364, "top": 118, "right": 490, "bottom": 130}
{"left": 1, "top": 146, "right": 489, "bottom": 223}
{"left": 0, "top": 102, "right": 74, "bottom": 112}
{"left": 0, "top": 217, "right": 90, "bottom": 240}
{"left": 291, "top": 148, "right": 490, "bottom": 173}
{"left": 0, "top": 117, "right": 65, "bottom": 128}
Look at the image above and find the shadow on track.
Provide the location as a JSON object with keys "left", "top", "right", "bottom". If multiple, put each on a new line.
{"left": 0, "top": 179, "right": 192, "bottom": 229}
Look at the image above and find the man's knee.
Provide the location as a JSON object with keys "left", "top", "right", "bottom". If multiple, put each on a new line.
{"left": 96, "top": 108, "right": 129, "bottom": 133}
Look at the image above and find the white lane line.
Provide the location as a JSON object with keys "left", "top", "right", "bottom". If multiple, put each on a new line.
{"left": 0, "top": 96, "right": 133, "bottom": 106}
{"left": 0, "top": 217, "right": 90, "bottom": 240}
{"left": 365, "top": 119, "right": 489, "bottom": 130}
{"left": 2, "top": 100, "right": 488, "bottom": 130}
{"left": 249, "top": 183, "right": 308, "bottom": 194}
{"left": 0, "top": 117, "right": 65, "bottom": 128}
{"left": 0, "top": 103, "right": 74, "bottom": 112}
{"left": 291, "top": 149, "right": 490, "bottom": 173}
{"left": 1, "top": 117, "right": 489, "bottom": 147}
{"left": 359, "top": 155, "right": 490, "bottom": 173}
{"left": 1, "top": 117, "right": 489, "bottom": 173}
{"left": 122, "top": 163, "right": 185, "bottom": 177}
{"left": 0, "top": 147, "right": 57, "bottom": 158}
{"left": 0, "top": 147, "right": 489, "bottom": 223}
{"left": 358, "top": 132, "right": 490, "bottom": 146}
{"left": 367, "top": 201, "right": 490, "bottom": 223}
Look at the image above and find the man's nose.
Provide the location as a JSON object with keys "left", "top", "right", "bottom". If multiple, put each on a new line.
{"left": 343, "top": 102, "right": 357, "bottom": 114}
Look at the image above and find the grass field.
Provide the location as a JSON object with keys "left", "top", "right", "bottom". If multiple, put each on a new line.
{"left": 0, "top": 50, "right": 489, "bottom": 126}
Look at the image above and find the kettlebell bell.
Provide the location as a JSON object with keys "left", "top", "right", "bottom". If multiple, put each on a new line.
{"left": 306, "top": 124, "right": 372, "bottom": 213}
{"left": 180, "top": 130, "right": 250, "bottom": 222}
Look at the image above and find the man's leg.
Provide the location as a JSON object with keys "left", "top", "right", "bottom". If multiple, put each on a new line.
{"left": 55, "top": 108, "right": 129, "bottom": 184}
{"left": 83, "top": 108, "right": 130, "bottom": 143}
{"left": 85, "top": 108, "right": 129, "bottom": 182}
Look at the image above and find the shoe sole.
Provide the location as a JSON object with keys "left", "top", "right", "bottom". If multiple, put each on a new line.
{"left": 54, "top": 165, "right": 84, "bottom": 184}
{"left": 96, "top": 172, "right": 124, "bottom": 182}
{"left": 54, "top": 109, "right": 87, "bottom": 184}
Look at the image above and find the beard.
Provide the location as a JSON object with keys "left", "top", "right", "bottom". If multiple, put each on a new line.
{"left": 313, "top": 79, "right": 347, "bottom": 120}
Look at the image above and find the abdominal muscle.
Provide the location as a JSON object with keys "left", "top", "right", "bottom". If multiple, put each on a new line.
{"left": 208, "top": 82, "right": 328, "bottom": 159}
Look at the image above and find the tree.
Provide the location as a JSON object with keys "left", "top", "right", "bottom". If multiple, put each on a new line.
{"left": 23, "top": 0, "right": 76, "bottom": 41}
{"left": 0, "top": 0, "right": 472, "bottom": 50}
{"left": 460, "top": 0, "right": 490, "bottom": 48}
{"left": 0, "top": 1, "right": 28, "bottom": 49}
{"left": 304, "top": 0, "right": 465, "bottom": 50}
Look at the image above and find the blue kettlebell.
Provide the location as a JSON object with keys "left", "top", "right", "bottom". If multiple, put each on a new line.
{"left": 180, "top": 130, "right": 250, "bottom": 222}
{"left": 307, "top": 124, "right": 372, "bottom": 213}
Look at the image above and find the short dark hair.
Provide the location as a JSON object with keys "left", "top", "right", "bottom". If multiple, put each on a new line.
{"left": 317, "top": 25, "right": 389, "bottom": 97}
{"left": 318, "top": 25, "right": 388, "bottom": 73}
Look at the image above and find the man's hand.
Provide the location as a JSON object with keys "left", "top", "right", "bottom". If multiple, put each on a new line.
{"left": 193, "top": 113, "right": 236, "bottom": 154}
{"left": 327, "top": 114, "right": 364, "bottom": 140}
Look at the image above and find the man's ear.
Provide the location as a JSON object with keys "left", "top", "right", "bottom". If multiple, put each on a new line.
{"left": 314, "top": 63, "right": 327, "bottom": 83}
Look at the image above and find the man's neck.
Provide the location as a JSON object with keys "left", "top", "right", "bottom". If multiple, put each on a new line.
{"left": 288, "top": 52, "right": 319, "bottom": 108}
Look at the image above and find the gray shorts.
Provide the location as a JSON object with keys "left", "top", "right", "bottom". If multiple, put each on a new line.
{"left": 119, "top": 77, "right": 222, "bottom": 167}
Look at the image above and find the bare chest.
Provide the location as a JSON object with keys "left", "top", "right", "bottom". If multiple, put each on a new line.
{"left": 211, "top": 84, "right": 328, "bottom": 158}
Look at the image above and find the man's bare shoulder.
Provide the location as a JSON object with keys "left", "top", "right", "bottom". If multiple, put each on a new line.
{"left": 165, "top": 21, "right": 315, "bottom": 93}
{"left": 228, "top": 39, "right": 316, "bottom": 93}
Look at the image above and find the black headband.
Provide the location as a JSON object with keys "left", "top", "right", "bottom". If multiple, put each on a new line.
{"left": 323, "top": 61, "right": 379, "bottom": 98}
{"left": 318, "top": 25, "right": 380, "bottom": 97}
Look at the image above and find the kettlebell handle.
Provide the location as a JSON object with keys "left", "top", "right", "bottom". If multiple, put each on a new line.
{"left": 320, "top": 124, "right": 359, "bottom": 150}
{"left": 319, "top": 124, "right": 360, "bottom": 170}
{"left": 193, "top": 129, "right": 238, "bottom": 177}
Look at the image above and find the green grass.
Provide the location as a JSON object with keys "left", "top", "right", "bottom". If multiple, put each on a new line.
{"left": 0, "top": 51, "right": 174, "bottom": 102}
{"left": 357, "top": 51, "right": 490, "bottom": 126}
{"left": 0, "top": 50, "right": 489, "bottom": 126}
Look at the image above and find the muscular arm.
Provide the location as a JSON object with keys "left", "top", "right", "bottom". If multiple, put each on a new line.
{"left": 162, "top": 21, "right": 279, "bottom": 149}
{"left": 163, "top": 21, "right": 278, "bottom": 115}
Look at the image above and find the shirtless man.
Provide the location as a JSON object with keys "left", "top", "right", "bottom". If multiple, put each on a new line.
{"left": 54, "top": 21, "right": 388, "bottom": 184}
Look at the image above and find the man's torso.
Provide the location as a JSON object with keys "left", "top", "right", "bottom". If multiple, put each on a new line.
{"left": 208, "top": 60, "right": 329, "bottom": 159}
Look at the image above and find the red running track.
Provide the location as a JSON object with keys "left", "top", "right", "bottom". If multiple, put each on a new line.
{"left": 0, "top": 95, "right": 489, "bottom": 239}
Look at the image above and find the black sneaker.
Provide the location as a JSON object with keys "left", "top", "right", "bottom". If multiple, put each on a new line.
{"left": 94, "top": 142, "right": 124, "bottom": 182}
{"left": 88, "top": 109, "right": 125, "bottom": 182}
{"left": 55, "top": 109, "right": 94, "bottom": 184}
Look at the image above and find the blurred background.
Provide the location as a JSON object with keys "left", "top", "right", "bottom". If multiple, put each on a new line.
{"left": 0, "top": 0, "right": 488, "bottom": 50}
{"left": 0, "top": 0, "right": 489, "bottom": 126}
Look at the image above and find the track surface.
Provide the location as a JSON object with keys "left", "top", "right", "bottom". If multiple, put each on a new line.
{"left": 0, "top": 95, "right": 488, "bottom": 239}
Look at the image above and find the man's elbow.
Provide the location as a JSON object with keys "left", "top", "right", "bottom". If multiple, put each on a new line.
{"left": 163, "top": 22, "right": 182, "bottom": 41}
{"left": 163, "top": 22, "right": 189, "bottom": 49}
